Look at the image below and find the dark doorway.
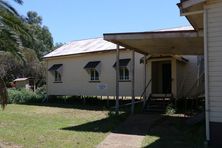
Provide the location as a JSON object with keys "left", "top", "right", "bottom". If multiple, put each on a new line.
{"left": 162, "top": 63, "right": 171, "bottom": 93}
{"left": 152, "top": 61, "right": 172, "bottom": 94}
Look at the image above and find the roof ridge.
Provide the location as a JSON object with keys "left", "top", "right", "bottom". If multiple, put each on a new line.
{"left": 67, "top": 37, "right": 103, "bottom": 44}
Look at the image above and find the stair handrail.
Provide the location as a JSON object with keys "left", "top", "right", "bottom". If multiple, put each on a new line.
{"left": 141, "top": 79, "right": 152, "bottom": 109}
{"left": 110, "top": 79, "right": 152, "bottom": 109}
{"left": 140, "top": 79, "right": 152, "bottom": 99}
{"left": 183, "top": 72, "right": 205, "bottom": 99}
{"left": 159, "top": 78, "right": 173, "bottom": 109}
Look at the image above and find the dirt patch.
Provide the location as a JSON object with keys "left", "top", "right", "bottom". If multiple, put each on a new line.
{"left": 0, "top": 141, "right": 23, "bottom": 148}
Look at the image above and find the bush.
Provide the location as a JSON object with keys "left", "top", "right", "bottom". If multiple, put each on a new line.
{"left": 35, "top": 85, "right": 47, "bottom": 99}
{"left": 8, "top": 88, "right": 43, "bottom": 104}
{"left": 166, "top": 103, "right": 176, "bottom": 115}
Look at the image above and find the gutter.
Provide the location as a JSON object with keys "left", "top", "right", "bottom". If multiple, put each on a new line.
{"left": 180, "top": 10, "right": 203, "bottom": 16}
{"left": 178, "top": 0, "right": 206, "bottom": 9}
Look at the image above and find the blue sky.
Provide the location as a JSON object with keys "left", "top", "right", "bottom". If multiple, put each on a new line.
{"left": 13, "top": 0, "right": 190, "bottom": 44}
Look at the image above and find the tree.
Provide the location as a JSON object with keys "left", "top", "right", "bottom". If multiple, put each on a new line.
{"left": 0, "top": 0, "right": 30, "bottom": 59}
{"left": 22, "top": 11, "right": 54, "bottom": 59}
{"left": 0, "top": 78, "right": 7, "bottom": 110}
{"left": 0, "top": 0, "right": 28, "bottom": 109}
{"left": 0, "top": 49, "right": 43, "bottom": 83}
{"left": 0, "top": 2, "right": 54, "bottom": 109}
{"left": 54, "top": 42, "right": 64, "bottom": 49}
{"left": 26, "top": 11, "right": 42, "bottom": 25}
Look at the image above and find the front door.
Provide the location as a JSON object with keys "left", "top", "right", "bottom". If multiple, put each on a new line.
{"left": 162, "top": 63, "right": 171, "bottom": 94}
{"left": 152, "top": 61, "right": 172, "bottom": 94}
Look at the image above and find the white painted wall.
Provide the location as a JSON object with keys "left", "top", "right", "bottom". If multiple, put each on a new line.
{"left": 206, "top": 0, "right": 222, "bottom": 122}
{"left": 46, "top": 50, "right": 199, "bottom": 99}
{"left": 176, "top": 56, "right": 199, "bottom": 98}
{"left": 15, "top": 80, "right": 29, "bottom": 89}
{"left": 46, "top": 50, "right": 145, "bottom": 97}
{"left": 146, "top": 56, "right": 198, "bottom": 98}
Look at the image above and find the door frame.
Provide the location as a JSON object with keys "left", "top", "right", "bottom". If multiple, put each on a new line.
{"left": 150, "top": 60, "right": 172, "bottom": 95}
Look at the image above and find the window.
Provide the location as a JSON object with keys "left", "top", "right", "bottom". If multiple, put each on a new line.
{"left": 55, "top": 71, "right": 62, "bottom": 82}
{"left": 113, "top": 58, "right": 131, "bottom": 81}
{"left": 84, "top": 61, "right": 101, "bottom": 82}
{"left": 120, "top": 67, "right": 129, "bottom": 80}
{"left": 90, "top": 69, "right": 99, "bottom": 81}
{"left": 48, "top": 64, "right": 63, "bottom": 83}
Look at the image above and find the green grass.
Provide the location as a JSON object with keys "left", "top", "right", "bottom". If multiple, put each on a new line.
{"left": 142, "top": 115, "right": 205, "bottom": 148}
{"left": 0, "top": 104, "right": 127, "bottom": 148}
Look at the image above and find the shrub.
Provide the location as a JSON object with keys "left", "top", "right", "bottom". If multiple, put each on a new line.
{"left": 166, "top": 103, "right": 176, "bottom": 115}
{"left": 35, "top": 85, "right": 47, "bottom": 99}
{"left": 8, "top": 88, "right": 42, "bottom": 104}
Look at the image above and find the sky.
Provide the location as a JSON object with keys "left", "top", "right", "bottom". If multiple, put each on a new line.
{"left": 13, "top": 0, "right": 190, "bottom": 44}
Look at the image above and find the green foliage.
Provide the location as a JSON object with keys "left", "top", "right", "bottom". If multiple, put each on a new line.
{"left": 22, "top": 11, "right": 54, "bottom": 59}
{"left": 8, "top": 88, "right": 43, "bottom": 104}
{"left": 35, "top": 85, "right": 47, "bottom": 99}
{"left": 0, "top": 50, "right": 46, "bottom": 83}
{"left": 54, "top": 42, "right": 64, "bottom": 49}
{"left": 26, "top": 11, "right": 42, "bottom": 25}
{"left": 0, "top": 2, "right": 54, "bottom": 84}
{"left": 0, "top": 1, "right": 53, "bottom": 108}
{"left": 0, "top": 0, "right": 30, "bottom": 60}
{"left": 165, "top": 103, "right": 176, "bottom": 115}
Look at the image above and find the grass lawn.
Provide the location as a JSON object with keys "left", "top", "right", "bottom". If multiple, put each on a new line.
{"left": 142, "top": 115, "right": 205, "bottom": 148}
{"left": 0, "top": 104, "right": 127, "bottom": 148}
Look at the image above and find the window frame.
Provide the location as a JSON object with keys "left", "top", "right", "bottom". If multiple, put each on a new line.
{"left": 90, "top": 69, "right": 100, "bottom": 81}
{"left": 54, "top": 71, "right": 62, "bottom": 82}
{"left": 119, "top": 67, "right": 130, "bottom": 81}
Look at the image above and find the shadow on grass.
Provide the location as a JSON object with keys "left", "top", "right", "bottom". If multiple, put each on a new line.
{"left": 24, "top": 102, "right": 109, "bottom": 111}
{"left": 60, "top": 112, "right": 205, "bottom": 147}
{"left": 142, "top": 116, "right": 205, "bottom": 148}
{"left": 61, "top": 112, "right": 128, "bottom": 133}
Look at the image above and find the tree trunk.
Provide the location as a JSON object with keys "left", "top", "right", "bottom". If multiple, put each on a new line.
{"left": 0, "top": 77, "right": 8, "bottom": 109}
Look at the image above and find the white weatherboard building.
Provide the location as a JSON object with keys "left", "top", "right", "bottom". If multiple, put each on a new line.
{"left": 45, "top": 38, "right": 145, "bottom": 97}
{"left": 44, "top": 36, "right": 200, "bottom": 99}
{"left": 178, "top": 0, "right": 222, "bottom": 146}
{"left": 103, "top": 0, "right": 222, "bottom": 146}
{"left": 45, "top": 0, "right": 222, "bottom": 146}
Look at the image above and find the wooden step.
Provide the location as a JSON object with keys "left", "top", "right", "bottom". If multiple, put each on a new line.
{"left": 143, "top": 93, "right": 173, "bottom": 113}
{"left": 145, "top": 108, "right": 165, "bottom": 112}
{"left": 150, "top": 93, "right": 172, "bottom": 98}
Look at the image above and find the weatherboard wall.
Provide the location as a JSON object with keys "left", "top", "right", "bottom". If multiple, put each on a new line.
{"left": 176, "top": 56, "right": 199, "bottom": 98}
{"left": 206, "top": 0, "right": 222, "bottom": 123}
{"left": 46, "top": 50, "right": 145, "bottom": 97}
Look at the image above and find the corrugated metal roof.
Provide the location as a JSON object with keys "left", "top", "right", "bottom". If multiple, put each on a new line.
{"left": 44, "top": 26, "right": 194, "bottom": 58}
{"left": 44, "top": 37, "right": 120, "bottom": 58}
{"left": 156, "top": 26, "right": 194, "bottom": 32}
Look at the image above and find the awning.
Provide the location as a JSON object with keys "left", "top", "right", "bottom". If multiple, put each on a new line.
{"left": 48, "top": 64, "right": 63, "bottom": 71}
{"left": 84, "top": 61, "right": 101, "bottom": 69}
{"left": 113, "top": 59, "right": 131, "bottom": 67}
{"left": 177, "top": 0, "right": 204, "bottom": 31}
{"left": 148, "top": 55, "right": 188, "bottom": 62}
{"left": 104, "top": 30, "right": 204, "bottom": 55}
{"left": 140, "top": 55, "right": 188, "bottom": 64}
